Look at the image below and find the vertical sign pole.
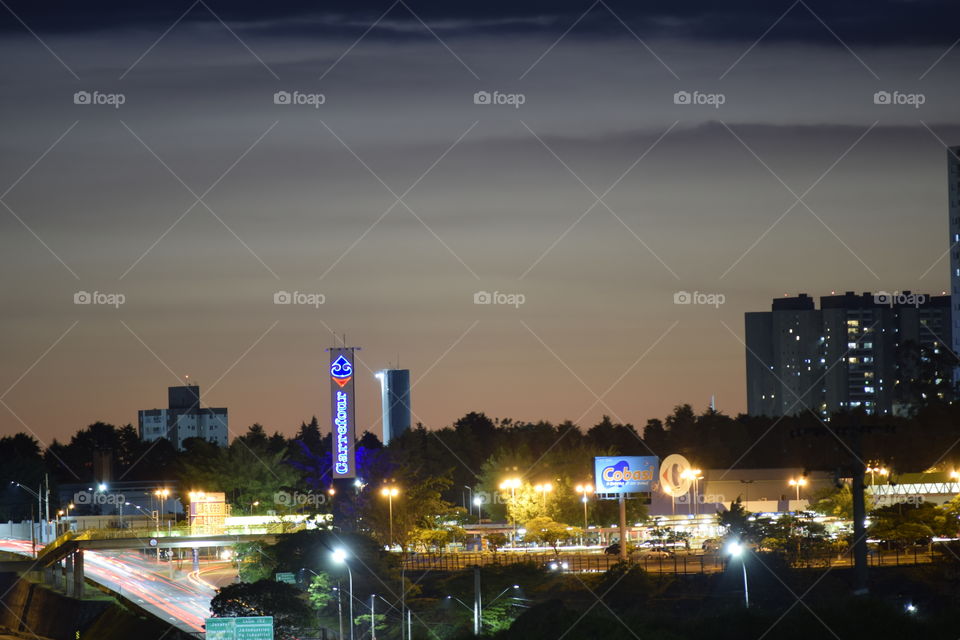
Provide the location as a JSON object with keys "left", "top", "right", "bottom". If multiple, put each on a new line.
{"left": 618, "top": 494, "right": 627, "bottom": 562}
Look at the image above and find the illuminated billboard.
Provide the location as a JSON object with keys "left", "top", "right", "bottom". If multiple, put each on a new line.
{"left": 329, "top": 348, "right": 356, "bottom": 478}
{"left": 594, "top": 456, "right": 659, "bottom": 495}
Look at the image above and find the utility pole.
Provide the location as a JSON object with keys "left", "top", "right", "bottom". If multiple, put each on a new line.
{"left": 473, "top": 566, "right": 481, "bottom": 635}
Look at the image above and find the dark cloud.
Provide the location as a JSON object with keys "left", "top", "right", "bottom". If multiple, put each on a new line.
{"left": 1, "top": 0, "right": 959, "bottom": 45}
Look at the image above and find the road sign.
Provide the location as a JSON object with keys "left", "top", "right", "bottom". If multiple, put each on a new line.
{"left": 236, "top": 617, "right": 274, "bottom": 640}
{"left": 275, "top": 572, "right": 296, "bottom": 584}
{"left": 204, "top": 617, "right": 274, "bottom": 640}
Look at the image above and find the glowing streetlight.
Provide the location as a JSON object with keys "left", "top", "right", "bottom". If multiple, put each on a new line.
{"left": 727, "top": 541, "right": 749, "bottom": 608}
{"left": 575, "top": 484, "right": 593, "bottom": 541}
{"left": 788, "top": 477, "right": 808, "bottom": 501}
{"left": 332, "top": 549, "right": 354, "bottom": 640}
{"left": 534, "top": 482, "right": 553, "bottom": 509}
{"left": 380, "top": 486, "right": 400, "bottom": 547}
{"left": 866, "top": 465, "right": 889, "bottom": 487}
{"left": 499, "top": 477, "right": 522, "bottom": 542}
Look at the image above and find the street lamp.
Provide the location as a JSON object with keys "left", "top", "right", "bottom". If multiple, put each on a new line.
{"left": 473, "top": 496, "right": 483, "bottom": 520}
{"left": 332, "top": 548, "right": 354, "bottom": 640}
{"left": 154, "top": 489, "right": 170, "bottom": 528}
{"left": 727, "top": 541, "right": 749, "bottom": 608}
{"left": 533, "top": 482, "right": 553, "bottom": 510}
{"left": 866, "top": 465, "right": 889, "bottom": 487}
{"left": 575, "top": 484, "right": 593, "bottom": 544}
{"left": 380, "top": 486, "right": 400, "bottom": 548}
{"left": 788, "top": 477, "right": 807, "bottom": 502}
{"left": 499, "top": 478, "right": 521, "bottom": 543}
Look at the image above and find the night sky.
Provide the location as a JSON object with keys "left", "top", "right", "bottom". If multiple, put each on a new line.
{"left": 1, "top": 0, "right": 959, "bottom": 444}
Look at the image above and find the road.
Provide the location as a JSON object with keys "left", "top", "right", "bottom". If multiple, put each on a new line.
{"left": 0, "top": 538, "right": 238, "bottom": 637}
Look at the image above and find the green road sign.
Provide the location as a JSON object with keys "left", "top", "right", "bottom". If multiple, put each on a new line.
{"left": 204, "top": 616, "right": 274, "bottom": 640}
{"left": 274, "top": 572, "right": 296, "bottom": 584}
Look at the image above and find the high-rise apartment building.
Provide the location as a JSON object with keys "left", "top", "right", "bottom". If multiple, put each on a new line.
{"left": 138, "top": 385, "right": 229, "bottom": 450}
{"left": 746, "top": 293, "right": 951, "bottom": 417}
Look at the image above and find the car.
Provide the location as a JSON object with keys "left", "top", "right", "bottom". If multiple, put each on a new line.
{"left": 639, "top": 548, "right": 673, "bottom": 558}
{"left": 701, "top": 538, "right": 722, "bottom": 552}
{"left": 545, "top": 559, "right": 569, "bottom": 571}
{"left": 603, "top": 543, "right": 621, "bottom": 556}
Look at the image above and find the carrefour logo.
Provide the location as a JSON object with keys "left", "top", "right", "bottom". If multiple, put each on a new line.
{"left": 601, "top": 460, "right": 654, "bottom": 488}
{"left": 330, "top": 355, "right": 353, "bottom": 388}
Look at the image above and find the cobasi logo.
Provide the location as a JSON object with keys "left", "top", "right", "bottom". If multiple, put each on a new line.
{"left": 601, "top": 460, "right": 653, "bottom": 488}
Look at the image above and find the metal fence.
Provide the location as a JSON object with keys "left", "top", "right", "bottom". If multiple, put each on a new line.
{"left": 401, "top": 547, "right": 945, "bottom": 575}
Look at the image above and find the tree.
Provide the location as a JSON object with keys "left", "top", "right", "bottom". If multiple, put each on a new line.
{"left": 210, "top": 581, "right": 312, "bottom": 640}
{"left": 868, "top": 502, "right": 943, "bottom": 548}
{"left": 809, "top": 484, "right": 872, "bottom": 520}
{"left": 523, "top": 517, "right": 579, "bottom": 554}
{"left": 487, "top": 532, "right": 508, "bottom": 552}
{"left": 717, "top": 497, "right": 757, "bottom": 542}
{"left": 307, "top": 573, "right": 334, "bottom": 611}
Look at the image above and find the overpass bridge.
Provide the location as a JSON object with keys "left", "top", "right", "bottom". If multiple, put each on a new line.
{"left": 24, "top": 523, "right": 304, "bottom": 598}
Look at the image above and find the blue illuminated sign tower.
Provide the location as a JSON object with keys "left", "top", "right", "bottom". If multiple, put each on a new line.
{"left": 328, "top": 346, "right": 358, "bottom": 478}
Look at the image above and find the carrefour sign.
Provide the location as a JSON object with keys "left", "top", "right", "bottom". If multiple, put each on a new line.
{"left": 594, "top": 456, "right": 658, "bottom": 495}
{"left": 329, "top": 348, "right": 356, "bottom": 479}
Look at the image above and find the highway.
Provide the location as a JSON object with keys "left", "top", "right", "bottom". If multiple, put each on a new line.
{"left": 0, "top": 538, "right": 237, "bottom": 637}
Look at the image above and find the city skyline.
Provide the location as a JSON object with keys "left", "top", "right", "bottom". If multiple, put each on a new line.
{"left": 2, "top": 1, "right": 960, "bottom": 445}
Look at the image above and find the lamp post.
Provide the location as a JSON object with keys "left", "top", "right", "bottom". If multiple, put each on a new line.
{"left": 866, "top": 465, "right": 888, "bottom": 487}
{"left": 727, "top": 541, "right": 749, "bottom": 608}
{"left": 575, "top": 484, "right": 593, "bottom": 545}
{"left": 533, "top": 482, "right": 553, "bottom": 512}
{"left": 11, "top": 481, "right": 45, "bottom": 544}
{"left": 464, "top": 486, "right": 473, "bottom": 515}
{"left": 473, "top": 496, "right": 483, "bottom": 520}
{"left": 788, "top": 477, "right": 807, "bottom": 502}
{"left": 498, "top": 478, "right": 521, "bottom": 543}
{"left": 332, "top": 549, "right": 354, "bottom": 640}
{"left": 380, "top": 486, "right": 400, "bottom": 548}
{"left": 153, "top": 489, "right": 170, "bottom": 528}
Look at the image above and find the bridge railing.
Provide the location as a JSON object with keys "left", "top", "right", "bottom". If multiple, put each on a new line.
{"left": 69, "top": 521, "right": 306, "bottom": 541}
